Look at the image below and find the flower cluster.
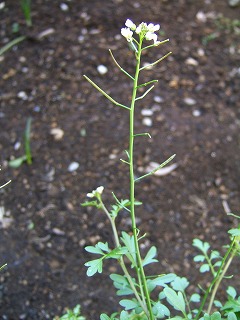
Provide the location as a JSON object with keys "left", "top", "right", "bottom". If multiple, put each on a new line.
{"left": 121, "top": 19, "right": 160, "bottom": 45}
{"left": 87, "top": 186, "right": 104, "bottom": 198}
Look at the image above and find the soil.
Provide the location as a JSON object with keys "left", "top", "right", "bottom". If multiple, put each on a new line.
{"left": 0, "top": 0, "right": 240, "bottom": 319}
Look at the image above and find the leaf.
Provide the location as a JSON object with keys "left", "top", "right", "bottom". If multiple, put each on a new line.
{"left": 226, "top": 286, "right": 237, "bottom": 299}
{"left": 148, "top": 273, "right": 176, "bottom": 291}
{"left": 100, "top": 314, "right": 111, "bottom": 320}
{"left": 121, "top": 232, "right": 136, "bottom": 266}
{"left": 194, "top": 255, "right": 205, "bottom": 262}
{"left": 200, "top": 264, "right": 210, "bottom": 273}
{"left": 106, "top": 246, "right": 128, "bottom": 259}
{"left": 84, "top": 258, "right": 103, "bottom": 276}
{"left": 227, "top": 312, "right": 237, "bottom": 320}
{"left": 222, "top": 297, "right": 240, "bottom": 313}
{"left": 98, "top": 242, "right": 110, "bottom": 252}
{"left": 193, "top": 239, "right": 210, "bottom": 254}
{"left": 190, "top": 293, "right": 201, "bottom": 303}
{"left": 142, "top": 246, "right": 158, "bottom": 267}
{"left": 210, "top": 312, "right": 221, "bottom": 320}
{"left": 228, "top": 228, "right": 240, "bottom": 237}
{"left": 171, "top": 276, "right": 189, "bottom": 292}
{"left": 152, "top": 301, "right": 170, "bottom": 318}
{"left": 213, "top": 300, "right": 223, "bottom": 308}
{"left": 85, "top": 245, "right": 104, "bottom": 255}
{"left": 119, "top": 299, "right": 139, "bottom": 310}
{"left": 210, "top": 250, "right": 221, "bottom": 260}
{"left": 164, "top": 287, "right": 186, "bottom": 313}
{"left": 9, "top": 155, "right": 27, "bottom": 168}
{"left": 119, "top": 311, "right": 130, "bottom": 320}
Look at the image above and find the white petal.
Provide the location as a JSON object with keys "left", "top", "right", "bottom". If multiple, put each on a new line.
{"left": 125, "top": 19, "right": 136, "bottom": 30}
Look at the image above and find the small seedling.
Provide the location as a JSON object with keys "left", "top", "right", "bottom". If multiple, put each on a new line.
{"left": 21, "top": 0, "right": 32, "bottom": 27}
{"left": 9, "top": 117, "right": 33, "bottom": 168}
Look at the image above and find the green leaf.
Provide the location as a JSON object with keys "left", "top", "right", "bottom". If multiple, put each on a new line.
{"left": 213, "top": 300, "right": 223, "bottom": 308}
{"left": 164, "top": 287, "right": 186, "bottom": 313}
{"left": 84, "top": 258, "right": 103, "bottom": 276}
{"left": 171, "top": 276, "right": 189, "bottom": 292}
{"left": 148, "top": 273, "right": 176, "bottom": 291}
{"left": 121, "top": 232, "right": 136, "bottom": 266}
{"left": 228, "top": 228, "right": 240, "bottom": 237}
{"left": 227, "top": 312, "right": 237, "bottom": 320}
{"left": 85, "top": 245, "right": 104, "bottom": 255}
{"left": 106, "top": 246, "right": 128, "bottom": 259}
{"left": 152, "top": 301, "right": 170, "bottom": 318}
{"left": 190, "top": 293, "right": 201, "bottom": 303}
{"left": 210, "top": 312, "right": 221, "bottom": 320}
{"left": 210, "top": 250, "right": 221, "bottom": 260}
{"left": 226, "top": 286, "right": 237, "bottom": 299}
{"left": 194, "top": 255, "right": 205, "bottom": 262}
{"left": 119, "top": 299, "right": 139, "bottom": 310}
{"left": 142, "top": 246, "right": 158, "bottom": 267}
{"left": 9, "top": 155, "right": 27, "bottom": 168}
{"left": 200, "top": 264, "right": 210, "bottom": 273}
{"left": 98, "top": 242, "right": 110, "bottom": 252}
{"left": 100, "top": 314, "right": 111, "bottom": 320}
{"left": 193, "top": 239, "right": 210, "bottom": 254}
{"left": 119, "top": 311, "right": 130, "bottom": 320}
{"left": 222, "top": 296, "right": 240, "bottom": 313}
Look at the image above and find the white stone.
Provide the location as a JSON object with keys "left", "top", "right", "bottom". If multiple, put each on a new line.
{"left": 142, "top": 117, "right": 152, "bottom": 126}
{"left": 185, "top": 57, "right": 199, "bottom": 66}
{"left": 153, "top": 96, "right": 164, "bottom": 103}
{"left": 196, "top": 11, "right": 207, "bottom": 23}
{"left": 17, "top": 91, "right": 28, "bottom": 100}
{"left": 197, "top": 48, "right": 205, "bottom": 57}
{"left": 141, "top": 109, "right": 153, "bottom": 116}
{"left": 193, "top": 109, "right": 201, "bottom": 117}
{"left": 184, "top": 97, "right": 196, "bottom": 106}
{"left": 97, "top": 65, "right": 108, "bottom": 75}
{"left": 50, "top": 128, "right": 64, "bottom": 140}
{"left": 60, "top": 3, "right": 69, "bottom": 11}
{"left": 68, "top": 162, "right": 79, "bottom": 172}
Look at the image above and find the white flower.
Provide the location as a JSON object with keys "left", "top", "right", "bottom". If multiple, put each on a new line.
{"left": 147, "top": 23, "right": 160, "bottom": 33}
{"left": 121, "top": 27, "right": 133, "bottom": 42}
{"left": 135, "top": 22, "right": 147, "bottom": 34}
{"left": 87, "top": 186, "right": 104, "bottom": 198}
{"left": 145, "top": 32, "right": 158, "bottom": 44}
{"left": 125, "top": 19, "right": 136, "bottom": 30}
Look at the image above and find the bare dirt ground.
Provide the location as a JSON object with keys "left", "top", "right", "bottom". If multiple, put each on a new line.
{"left": 0, "top": 0, "right": 239, "bottom": 319}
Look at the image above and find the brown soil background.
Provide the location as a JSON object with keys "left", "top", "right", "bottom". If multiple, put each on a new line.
{"left": 0, "top": 0, "right": 239, "bottom": 319}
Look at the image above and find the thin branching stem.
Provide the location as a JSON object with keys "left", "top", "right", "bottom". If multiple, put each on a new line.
{"left": 83, "top": 75, "right": 130, "bottom": 110}
{"left": 129, "top": 38, "right": 154, "bottom": 320}
{"left": 99, "top": 198, "right": 148, "bottom": 314}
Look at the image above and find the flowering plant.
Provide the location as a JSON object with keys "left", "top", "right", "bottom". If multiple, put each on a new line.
{"left": 80, "top": 19, "right": 240, "bottom": 320}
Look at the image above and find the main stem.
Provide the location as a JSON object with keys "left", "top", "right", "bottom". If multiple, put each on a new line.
{"left": 129, "top": 40, "right": 154, "bottom": 320}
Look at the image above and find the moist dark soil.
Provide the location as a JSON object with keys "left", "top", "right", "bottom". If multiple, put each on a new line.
{"left": 0, "top": 0, "right": 240, "bottom": 319}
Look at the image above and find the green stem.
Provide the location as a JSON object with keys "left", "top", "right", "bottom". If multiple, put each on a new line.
{"left": 207, "top": 238, "right": 238, "bottom": 314}
{"left": 99, "top": 198, "right": 148, "bottom": 314}
{"left": 129, "top": 38, "right": 154, "bottom": 320}
{"left": 194, "top": 238, "right": 237, "bottom": 320}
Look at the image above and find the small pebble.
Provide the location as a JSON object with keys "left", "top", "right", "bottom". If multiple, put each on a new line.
{"left": 97, "top": 65, "right": 108, "bottom": 75}
{"left": 68, "top": 162, "right": 79, "bottom": 172}
{"left": 60, "top": 3, "right": 69, "bottom": 11}
{"left": 192, "top": 109, "right": 201, "bottom": 117}
{"left": 153, "top": 96, "right": 164, "bottom": 103}
{"left": 184, "top": 97, "right": 196, "bottom": 106}
{"left": 78, "top": 35, "right": 85, "bottom": 42}
{"left": 14, "top": 141, "right": 21, "bottom": 150}
{"left": 17, "top": 91, "right": 28, "bottom": 100}
{"left": 50, "top": 128, "right": 64, "bottom": 140}
{"left": 33, "top": 105, "right": 41, "bottom": 112}
{"left": 142, "top": 117, "right": 152, "bottom": 126}
{"left": 141, "top": 109, "right": 153, "bottom": 116}
{"left": 185, "top": 57, "right": 199, "bottom": 66}
{"left": 0, "top": 2, "right": 5, "bottom": 10}
{"left": 197, "top": 48, "right": 205, "bottom": 57}
{"left": 196, "top": 11, "right": 207, "bottom": 23}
